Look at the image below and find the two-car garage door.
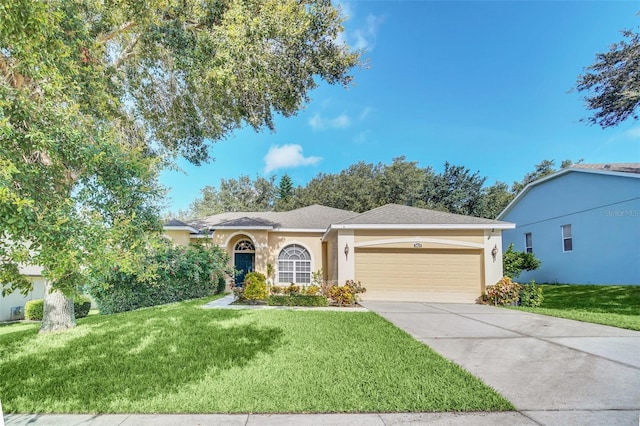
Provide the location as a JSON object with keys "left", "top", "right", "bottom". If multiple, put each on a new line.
{"left": 355, "top": 248, "right": 483, "bottom": 303}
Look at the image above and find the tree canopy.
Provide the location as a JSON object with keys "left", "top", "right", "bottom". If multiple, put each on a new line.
{"left": 275, "top": 174, "right": 294, "bottom": 211}
{"left": 1, "top": 0, "right": 359, "bottom": 331}
{"left": 576, "top": 24, "right": 640, "bottom": 128}
{"left": 180, "top": 158, "right": 577, "bottom": 220}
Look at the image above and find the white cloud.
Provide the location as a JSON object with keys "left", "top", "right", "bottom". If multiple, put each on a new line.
{"left": 264, "top": 144, "right": 322, "bottom": 174}
{"left": 350, "top": 14, "right": 383, "bottom": 51}
{"left": 308, "top": 113, "right": 351, "bottom": 130}
{"left": 359, "top": 106, "right": 373, "bottom": 121}
{"left": 309, "top": 113, "right": 324, "bottom": 130}
{"left": 337, "top": 1, "right": 353, "bottom": 20}
{"left": 335, "top": 2, "right": 383, "bottom": 52}
{"left": 623, "top": 127, "right": 640, "bottom": 139}
{"left": 330, "top": 114, "right": 351, "bottom": 128}
{"left": 354, "top": 130, "right": 371, "bottom": 144}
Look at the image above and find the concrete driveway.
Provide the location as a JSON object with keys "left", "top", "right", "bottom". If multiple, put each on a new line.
{"left": 362, "top": 301, "right": 640, "bottom": 426}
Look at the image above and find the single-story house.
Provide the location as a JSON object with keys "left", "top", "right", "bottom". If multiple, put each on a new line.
{"left": 0, "top": 265, "right": 45, "bottom": 321}
{"left": 497, "top": 163, "right": 640, "bottom": 285}
{"left": 164, "top": 204, "right": 514, "bottom": 303}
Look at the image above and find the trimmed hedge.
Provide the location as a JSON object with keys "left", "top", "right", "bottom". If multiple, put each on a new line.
{"left": 89, "top": 242, "right": 230, "bottom": 314}
{"left": 268, "top": 295, "right": 328, "bottom": 307}
{"left": 25, "top": 299, "right": 44, "bottom": 321}
{"left": 24, "top": 296, "right": 92, "bottom": 320}
{"left": 74, "top": 296, "right": 92, "bottom": 318}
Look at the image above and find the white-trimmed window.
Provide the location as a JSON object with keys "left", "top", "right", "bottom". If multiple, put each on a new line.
{"left": 524, "top": 233, "right": 533, "bottom": 254}
{"left": 278, "top": 244, "right": 311, "bottom": 284}
{"left": 561, "top": 224, "right": 572, "bottom": 252}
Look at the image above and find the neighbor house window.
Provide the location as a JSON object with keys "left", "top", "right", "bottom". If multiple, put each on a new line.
{"left": 524, "top": 233, "right": 533, "bottom": 253}
{"left": 278, "top": 244, "right": 311, "bottom": 284}
{"left": 561, "top": 224, "right": 572, "bottom": 252}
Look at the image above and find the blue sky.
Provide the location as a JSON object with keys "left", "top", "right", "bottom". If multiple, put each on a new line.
{"left": 160, "top": 1, "right": 640, "bottom": 213}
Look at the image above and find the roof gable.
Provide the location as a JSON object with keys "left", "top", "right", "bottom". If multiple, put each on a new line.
{"left": 185, "top": 204, "right": 358, "bottom": 231}
{"left": 338, "top": 204, "right": 509, "bottom": 226}
{"left": 497, "top": 164, "right": 640, "bottom": 220}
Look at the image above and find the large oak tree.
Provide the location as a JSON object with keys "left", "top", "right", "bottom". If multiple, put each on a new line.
{"left": 576, "top": 25, "right": 640, "bottom": 128}
{"left": 0, "top": 0, "right": 359, "bottom": 332}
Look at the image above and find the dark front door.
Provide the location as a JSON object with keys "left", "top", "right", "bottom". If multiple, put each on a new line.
{"left": 234, "top": 253, "right": 255, "bottom": 286}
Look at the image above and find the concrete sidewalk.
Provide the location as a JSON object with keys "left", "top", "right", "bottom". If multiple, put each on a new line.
{"left": 362, "top": 301, "right": 640, "bottom": 426}
{"left": 5, "top": 412, "right": 538, "bottom": 426}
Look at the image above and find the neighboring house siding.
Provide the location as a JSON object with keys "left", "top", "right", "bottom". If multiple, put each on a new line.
{"left": 501, "top": 172, "right": 640, "bottom": 285}
{"left": 0, "top": 277, "right": 45, "bottom": 321}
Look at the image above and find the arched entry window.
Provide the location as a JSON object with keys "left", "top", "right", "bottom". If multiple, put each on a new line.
{"left": 234, "top": 240, "right": 255, "bottom": 252}
{"left": 278, "top": 244, "right": 311, "bottom": 284}
{"left": 234, "top": 239, "right": 255, "bottom": 285}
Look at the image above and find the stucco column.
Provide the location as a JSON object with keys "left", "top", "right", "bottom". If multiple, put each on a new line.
{"left": 337, "top": 230, "right": 355, "bottom": 285}
{"left": 484, "top": 229, "right": 504, "bottom": 287}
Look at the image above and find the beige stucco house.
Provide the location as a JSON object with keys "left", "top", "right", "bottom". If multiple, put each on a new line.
{"left": 165, "top": 204, "right": 514, "bottom": 303}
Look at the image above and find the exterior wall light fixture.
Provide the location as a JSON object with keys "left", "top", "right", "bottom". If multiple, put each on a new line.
{"left": 491, "top": 244, "right": 498, "bottom": 262}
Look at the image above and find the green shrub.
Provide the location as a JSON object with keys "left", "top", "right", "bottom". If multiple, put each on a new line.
{"left": 88, "top": 242, "right": 231, "bottom": 314}
{"left": 283, "top": 284, "right": 300, "bottom": 295}
{"left": 268, "top": 295, "right": 328, "bottom": 307}
{"left": 303, "top": 285, "right": 320, "bottom": 296}
{"left": 216, "top": 275, "right": 227, "bottom": 294}
{"left": 232, "top": 285, "right": 245, "bottom": 302}
{"left": 244, "top": 273, "right": 268, "bottom": 303}
{"left": 270, "top": 285, "right": 284, "bottom": 295}
{"left": 312, "top": 269, "right": 331, "bottom": 296}
{"left": 503, "top": 244, "right": 541, "bottom": 279}
{"left": 328, "top": 280, "right": 367, "bottom": 306}
{"left": 25, "top": 296, "right": 91, "bottom": 320}
{"left": 25, "top": 299, "right": 44, "bottom": 320}
{"left": 483, "top": 277, "right": 522, "bottom": 306}
{"left": 519, "top": 279, "right": 544, "bottom": 307}
{"left": 345, "top": 280, "right": 366, "bottom": 301}
{"left": 329, "top": 285, "right": 353, "bottom": 306}
{"left": 74, "top": 296, "right": 92, "bottom": 319}
{"left": 244, "top": 272, "right": 267, "bottom": 285}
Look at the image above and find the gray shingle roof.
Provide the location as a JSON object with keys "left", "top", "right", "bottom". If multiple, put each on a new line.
{"left": 164, "top": 218, "right": 192, "bottom": 227}
{"left": 571, "top": 163, "right": 640, "bottom": 174}
{"left": 337, "top": 204, "right": 511, "bottom": 226}
{"left": 188, "top": 204, "right": 358, "bottom": 231}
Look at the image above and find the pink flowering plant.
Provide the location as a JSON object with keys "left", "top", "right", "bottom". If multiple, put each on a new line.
{"left": 483, "top": 277, "right": 522, "bottom": 306}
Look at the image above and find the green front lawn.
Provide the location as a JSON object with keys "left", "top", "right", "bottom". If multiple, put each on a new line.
{"left": 512, "top": 284, "right": 640, "bottom": 331}
{"left": 0, "top": 297, "right": 512, "bottom": 414}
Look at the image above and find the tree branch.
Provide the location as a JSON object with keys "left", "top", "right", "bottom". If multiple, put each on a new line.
{"left": 97, "top": 21, "right": 137, "bottom": 44}
{"left": 0, "top": 55, "right": 33, "bottom": 90}
{"left": 114, "top": 34, "right": 141, "bottom": 70}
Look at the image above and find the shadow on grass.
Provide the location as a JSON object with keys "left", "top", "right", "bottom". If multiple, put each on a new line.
{"left": 541, "top": 284, "right": 640, "bottom": 315}
{"left": 0, "top": 302, "right": 283, "bottom": 413}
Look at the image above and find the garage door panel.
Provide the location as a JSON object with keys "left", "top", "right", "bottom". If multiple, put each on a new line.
{"left": 355, "top": 248, "right": 482, "bottom": 303}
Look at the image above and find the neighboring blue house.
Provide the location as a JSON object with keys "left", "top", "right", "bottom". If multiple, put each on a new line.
{"left": 497, "top": 164, "right": 640, "bottom": 285}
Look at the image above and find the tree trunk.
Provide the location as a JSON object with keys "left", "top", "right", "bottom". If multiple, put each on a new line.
{"left": 40, "top": 281, "right": 76, "bottom": 333}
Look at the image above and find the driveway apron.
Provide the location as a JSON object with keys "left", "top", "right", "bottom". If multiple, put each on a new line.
{"left": 362, "top": 301, "right": 640, "bottom": 426}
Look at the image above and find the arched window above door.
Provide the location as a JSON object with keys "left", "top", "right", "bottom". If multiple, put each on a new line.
{"left": 234, "top": 239, "right": 255, "bottom": 252}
